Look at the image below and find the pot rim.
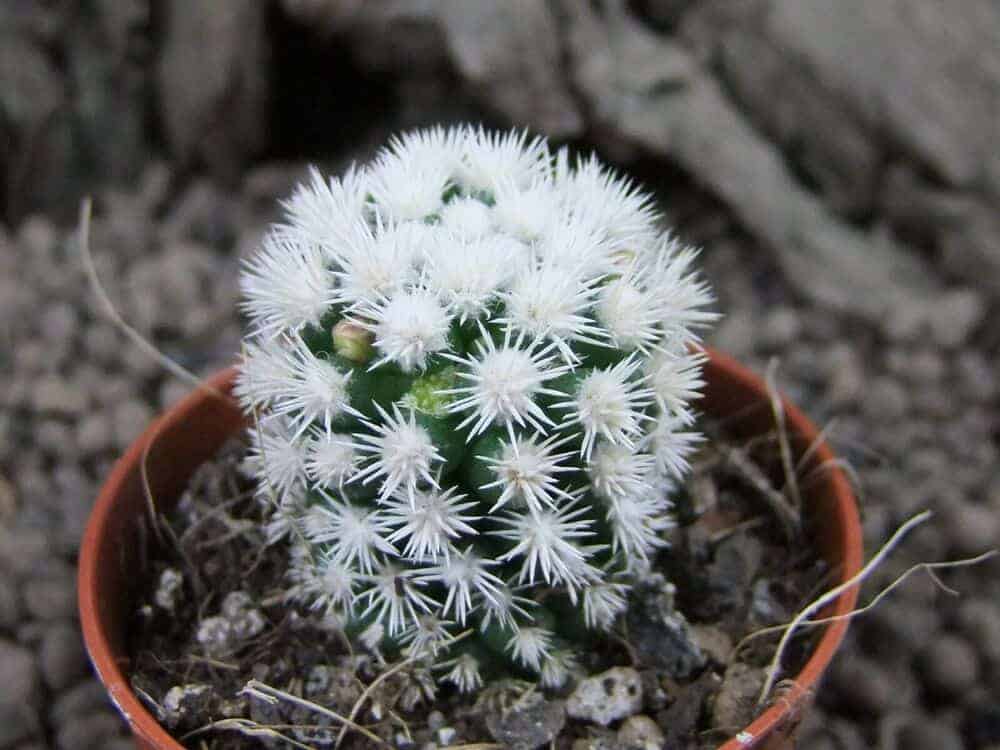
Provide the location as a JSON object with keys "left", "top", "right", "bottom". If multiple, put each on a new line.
{"left": 79, "top": 350, "right": 862, "bottom": 750}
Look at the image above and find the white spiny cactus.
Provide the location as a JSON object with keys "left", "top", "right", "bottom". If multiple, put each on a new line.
{"left": 237, "top": 125, "right": 716, "bottom": 694}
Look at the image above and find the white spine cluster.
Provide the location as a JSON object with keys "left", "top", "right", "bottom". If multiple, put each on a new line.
{"left": 237, "top": 125, "right": 716, "bottom": 695}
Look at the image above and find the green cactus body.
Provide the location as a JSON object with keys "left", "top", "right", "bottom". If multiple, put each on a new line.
{"left": 236, "top": 126, "right": 715, "bottom": 693}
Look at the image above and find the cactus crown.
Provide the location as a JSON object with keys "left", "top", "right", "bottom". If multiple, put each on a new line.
{"left": 236, "top": 126, "right": 715, "bottom": 691}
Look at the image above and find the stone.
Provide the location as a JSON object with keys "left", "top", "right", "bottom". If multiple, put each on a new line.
{"left": 111, "top": 400, "right": 154, "bottom": 449}
{"left": 897, "top": 718, "right": 965, "bottom": 750}
{"left": 219, "top": 591, "right": 266, "bottom": 641}
{"left": 616, "top": 715, "right": 665, "bottom": 750}
{"left": 566, "top": 666, "right": 643, "bottom": 727}
{"left": 927, "top": 289, "right": 986, "bottom": 349}
{"left": 38, "top": 622, "right": 88, "bottom": 691}
{"left": 158, "top": 1, "right": 268, "bottom": 177}
{"left": 54, "top": 711, "right": 126, "bottom": 750}
{"left": 195, "top": 616, "right": 233, "bottom": 658}
{"left": 625, "top": 575, "right": 705, "bottom": 678}
{"left": 561, "top": 1, "right": 943, "bottom": 323}
{"left": 919, "top": 634, "right": 980, "bottom": 696}
{"left": 955, "top": 599, "right": 1000, "bottom": 664}
{"left": 827, "top": 655, "right": 906, "bottom": 715}
{"left": 758, "top": 306, "right": 802, "bottom": 350}
{"left": 153, "top": 568, "right": 184, "bottom": 612}
{"left": 483, "top": 691, "right": 565, "bottom": 750}
{"left": 0, "top": 638, "right": 42, "bottom": 747}
{"left": 22, "top": 572, "right": 77, "bottom": 621}
{"left": 710, "top": 663, "right": 764, "bottom": 732}
{"left": 51, "top": 681, "right": 114, "bottom": 725}
{"left": 31, "top": 376, "right": 89, "bottom": 416}
{"left": 0, "top": 33, "right": 68, "bottom": 221}
{"left": 75, "top": 413, "right": 115, "bottom": 457}
{"left": 160, "top": 684, "right": 211, "bottom": 731}
{"left": 940, "top": 502, "right": 1000, "bottom": 557}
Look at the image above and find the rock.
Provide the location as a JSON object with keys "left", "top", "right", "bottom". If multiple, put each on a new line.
{"left": 625, "top": 574, "right": 705, "bottom": 678}
{"left": 710, "top": 663, "right": 764, "bottom": 732}
{"left": 220, "top": 591, "right": 266, "bottom": 641}
{"left": 616, "top": 715, "right": 665, "bottom": 750}
{"left": 896, "top": 717, "right": 965, "bottom": 750}
{"left": 827, "top": 655, "right": 907, "bottom": 715}
{"left": 562, "top": 1, "right": 943, "bottom": 323}
{"left": 75, "top": 413, "right": 115, "bottom": 458}
{"left": 695, "top": 0, "right": 1000, "bottom": 193}
{"left": 940, "top": 502, "right": 1000, "bottom": 557}
{"left": 0, "top": 32, "right": 68, "bottom": 221}
{"left": 955, "top": 599, "right": 1000, "bottom": 664}
{"left": 153, "top": 569, "right": 184, "bottom": 612}
{"left": 690, "top": 624, "right": 733, "bottom": 666}
{"left": 38, "top": 622, "right": 88, "bottom": 691}
{"left": 51, "top": 681, "right": 113, "bottom": 725}
{"left": 484, "top": 690, "right": 565, "bottom": 750}
{"left": 111, "top": 400, "right": 154, "bottom": 449}
{"left": 0, "top": 639, "right": 42, "bottom": 748}
{"left": 758, "top": 306, "right": 802, "bottom": 350}
{"left": 31, "top": 375, "right": 89, "bottom": 416}
{"left": 926, "top": 290, "right": 985, "bottom": 349}
{"left": 22, "top": 571, "right": 77, "bottom": 621}
{"left": 160, "top": 684, "right": 212, "bottom": 731}
{"left": 54, "top": 711, "right": 126, "bottom": 750}
{"left": 571, "top": 727, "right": 617, "bottom": 750}
{"left": 861, "top": 377, "right": 909, "bottom": 422}
{"left": 195, "top": 616, "right": 233, "bottom": 658}
{"left": 919, "top": 634, "right": 980, "bottom": 696}
{"left": 660, "top": 670, "right": 718, "bottom": 747}
{"left": 158, "top": 1, "right": 268, "bottom": 177}
{"left": 566, "top": 666, "right": 643, "bottom": 727}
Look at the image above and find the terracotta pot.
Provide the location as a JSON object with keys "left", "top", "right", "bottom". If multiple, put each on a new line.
{"left": 79, "top": 350, "right": 862, "bottom": 750}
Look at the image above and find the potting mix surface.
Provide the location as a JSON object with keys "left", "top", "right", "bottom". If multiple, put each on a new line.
{"left": 127, "top": 420, "right": 827, "bottom": 749}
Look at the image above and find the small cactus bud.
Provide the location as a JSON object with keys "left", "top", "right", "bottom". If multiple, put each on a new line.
{"left": 332, "top": 320, "right": 374, "bottom": 363}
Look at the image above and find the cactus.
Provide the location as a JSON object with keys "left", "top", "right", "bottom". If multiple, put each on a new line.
{"left": 235, "top": 126, "right": 716, "bottom": 692}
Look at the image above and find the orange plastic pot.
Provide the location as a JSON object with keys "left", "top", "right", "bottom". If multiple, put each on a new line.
{"left": 79, "top": 350, "right": 862, "bottom": 750}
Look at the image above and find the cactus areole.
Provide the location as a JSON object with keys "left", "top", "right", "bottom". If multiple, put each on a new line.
{"left": 235, "top": 126, "right": 717, "bottom": 691}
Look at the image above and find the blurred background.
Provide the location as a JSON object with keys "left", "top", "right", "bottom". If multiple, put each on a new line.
{"left": 1, "top": 1, "right": 998, "bottom": 748}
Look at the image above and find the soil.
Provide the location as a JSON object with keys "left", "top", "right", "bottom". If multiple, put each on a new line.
{"left": 128, "top": 418, "right": 829, "bottom": 750}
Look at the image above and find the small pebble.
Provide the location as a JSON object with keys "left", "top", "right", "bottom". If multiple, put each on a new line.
{"left": 22, "top": 572, "right": 77, "bottom": 621}
{"left": 927, "top": 288, "right": 984, "bottom": 348}
{"left": 39, "top": 621, "right": 88, "bottom": 691}
{"left": 0, "top": 638, "right": 42, "bottom": 747}
{"left": 50, "top": 680, "right": 113, "bottom": 725}
{"left": 896, "top": 717, "right": 965, "bottom": 750}
{"left": 55, "top": 710, "right": 127, "bottom": 750}
{"left": 75, "top": 412, "right": 115, "bottom": 456}
{"left": 161, "top": 684, "right": 212, "bottom": 730}
{"left": 566, "top": 666, "right": 643, "bottom": 726}
{"left": 861, "top": 377, "right": 908, "bottom": 422}
{"left": 153, "top": 568, "right": 184, "bottom": 612}
{"left": 828, "top": 656, "right": 905, "bottom": 715}
{"left": 919, "top": 634, "right": 980, "bottom": 695}
{"left": 940, "top": 502, "right": 1000, "bottom": 557}
{"left": 31, "top": 375, "right": 88, "bottom": 416}
{"left": 484, "top": 690, "right": 565, "bottom": 750}
{"left": 617, "top": 715, "right": 665, "bottom": 750}
{"left": 954, "top": 599, "right": 1000, "bottom": 664}
{"left": 436, "top": 726, "right": 457, "bottom": 745}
